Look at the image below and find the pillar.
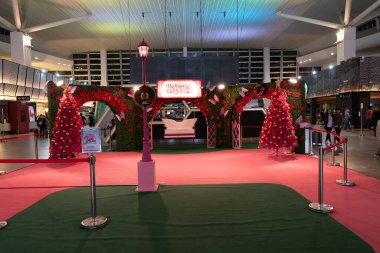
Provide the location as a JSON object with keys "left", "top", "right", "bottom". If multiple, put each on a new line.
{"left": 263, "top": 47, "right": 270, "bottom": 83}
{"left": 336, "top": 27, "right": 356, "bottom": 64}
{"left": 10, "top": 32, "right": 32, "bottom": 66}
{"left": 100, "top": 49, "right": 108, "bottom": 86}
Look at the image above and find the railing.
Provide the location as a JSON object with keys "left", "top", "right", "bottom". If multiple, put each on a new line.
{"left": 307, "top": 127, "right": 355, "bottom": 214}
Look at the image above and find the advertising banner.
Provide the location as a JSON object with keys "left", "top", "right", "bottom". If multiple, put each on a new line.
{"left": 157, "top": 79, "right": 202, "bottom": 98}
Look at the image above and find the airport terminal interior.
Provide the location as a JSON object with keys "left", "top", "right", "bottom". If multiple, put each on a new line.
{"left": 0, "top": 0, "right": 380, "bottom": 252}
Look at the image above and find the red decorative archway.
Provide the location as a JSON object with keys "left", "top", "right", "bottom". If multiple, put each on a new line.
{"left": 231, "top": 86, "right": 274, "bottom": 149}
{"left": 74, "top": 89, "right": 127, "bottom": 116}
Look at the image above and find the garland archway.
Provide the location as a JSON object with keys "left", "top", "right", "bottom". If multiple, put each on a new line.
{"left": 230, "top": 85, "right": 273, "bottom": 149}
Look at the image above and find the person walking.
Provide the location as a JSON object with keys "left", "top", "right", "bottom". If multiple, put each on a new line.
{"left": 324, "top": 109, "right": 333, "bottom": 145}
{"left": 333, "top": 108, "right": 343, "bottom": 143}
{"left": 88, "top": 111, "right": 95, "bottom": 127}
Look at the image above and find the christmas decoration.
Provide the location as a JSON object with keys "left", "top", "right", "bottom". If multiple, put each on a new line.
{"left": 259, "top": 81, "right": 298, "bottom": 154}
{"left": 49, "top": 89, "right": 82, "bottom": 158}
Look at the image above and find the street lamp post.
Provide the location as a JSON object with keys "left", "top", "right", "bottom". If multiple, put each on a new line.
{"left": 136, "top": 39, "right": 157, "bottom": 192}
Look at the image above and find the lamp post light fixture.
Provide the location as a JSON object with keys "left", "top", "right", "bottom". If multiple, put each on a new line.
{"left": 136, "top": 39, "right": 158, "bottom": 192}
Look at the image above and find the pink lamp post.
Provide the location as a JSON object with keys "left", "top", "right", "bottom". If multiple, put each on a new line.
{"left": 136, "top": 39, "right": 157, "bottom": 192}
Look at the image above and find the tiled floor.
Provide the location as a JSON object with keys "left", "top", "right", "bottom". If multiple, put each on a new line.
{"left": 0, "top": 128, "right": 379, "bottom": 179}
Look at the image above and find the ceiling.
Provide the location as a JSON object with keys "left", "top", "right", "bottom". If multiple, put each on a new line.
{"left": 0, "top": 0, "right": 379, "bottom": 60}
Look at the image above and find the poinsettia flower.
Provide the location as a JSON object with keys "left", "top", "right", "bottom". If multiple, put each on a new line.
{"left": 294, "top": 84, "right": 300, "bottom": 90}
{"left": 295, "top": 92, "right": 301, "bottom": 98}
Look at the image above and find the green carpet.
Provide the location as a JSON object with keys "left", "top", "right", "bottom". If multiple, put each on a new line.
{"left": 0, "top": 184, "right": 373, "bottom": 253}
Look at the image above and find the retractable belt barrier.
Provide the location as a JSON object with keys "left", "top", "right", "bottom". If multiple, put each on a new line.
{"left": 0, "top": 154, "right": 107, "bottom": 230}
{"left": 307, "top": 127, "right": 355, "bottom": 214}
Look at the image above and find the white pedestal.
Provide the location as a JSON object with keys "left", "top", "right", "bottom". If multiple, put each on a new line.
{"left": 136, "top": 160, "right": 158, "bottom": 192}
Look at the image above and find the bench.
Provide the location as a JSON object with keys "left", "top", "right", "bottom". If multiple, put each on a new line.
{"left": 162, "top": 118, "right": 197, "bottom": 139}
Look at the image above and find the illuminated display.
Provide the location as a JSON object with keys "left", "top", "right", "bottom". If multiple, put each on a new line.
{"left": 157, "top": 80, "right": 202, "bottom": 98}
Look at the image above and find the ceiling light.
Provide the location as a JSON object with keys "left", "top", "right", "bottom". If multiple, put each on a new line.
{"left": 34, "top": 57, "right": 39, "bottom": 60}
{"left": 308, "top": 59, "right": 311, "bottom": 61}
{"left": 56, "top": 73, "right": 60, "bottom": 77}
{"left": 329, "top": 65, "right": 333, "bottom": 69}
{"left": 330, "top": 52, "right": 334, "bottom": 56}
{"left": 289, "top": 78, "right": 297, "bottom": 84}
{"left": 312, "top": 70, "right": 317, "bottom": 75}
{"left": 41, "top": 69, "right": 47, "bottom": 73}
{"left": 62, "top": 63, "right": 66, "bottom": 66}
{"left": 298, "top": 76, "right": 301, "bottom": 80}
{"left": 58, "top": 62, "right": 61, "bottom": 65}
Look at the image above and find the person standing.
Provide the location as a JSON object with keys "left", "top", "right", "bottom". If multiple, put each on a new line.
{"left": 364, "top": 106, "right": 373, "bottom": 129}
{"left": 375, "top": 119, "right": 380, "bottom": 158}
{"left": 324, "top": 109, "right": 333, "bottom": 145}
{"left": 80, "top": 113, "right": 87, "bottom": 126}
{"left": 88, "top": 111, "right": 95, "bottom": 127}
{"left": 343, "top": 107, "right": 351, "bottom": 130}
{"left": 333, "top": 108, "right": 343, "bottom": 143}
{"left": 37, "top": 114, "right": 47, "bottom": 137}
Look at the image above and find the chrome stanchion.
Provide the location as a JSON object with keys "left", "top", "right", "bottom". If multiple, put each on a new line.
{"left": 327, "top": 132, "right": 340, "bottom": 166}
{"left": 309, "top": 147, "right": 334, "bottom": 213}
{"left": 108, "top": 127, "right": 112, "bottom": 151}
{"left": 34, "top": 131, "right": 39, "bottom": 159}
{"left": 308, "top": 128, "right": 318, "bottom": 158}
{"left": 336, "top": 140, "right": 355, "bottom": 186}
{"left": 81, "top": 154, "right": 108, "bottom": 229}
{"left": 0, "top": 220, "right": 7, "bottom": 229}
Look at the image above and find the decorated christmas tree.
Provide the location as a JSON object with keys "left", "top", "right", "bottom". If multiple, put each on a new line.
{"left": 50, "top": 89, "right": 82, "bottom": 158}
{"left": 259, "top": 80, "right": 297, "bottom": 153}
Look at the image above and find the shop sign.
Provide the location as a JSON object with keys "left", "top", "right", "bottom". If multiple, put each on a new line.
{"left": 16, "top": 96, "right": 30, "bottom": 101}
{"left": 81, "top": 127, "right": 102, "bottom": 153}
{"left": 157, "top": 79, "right": 202, "bottom": 98}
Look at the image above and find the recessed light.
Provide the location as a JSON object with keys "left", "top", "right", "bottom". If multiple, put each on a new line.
{"left": 330, "top": 52, "right": 334, "bottom": 56}
{"left": 41, "top": 69, "right": 47, "bottom": 73}
{"left": 329, "top": 65, "right": 333, "bottom": 69}
{"left": 308, "top": 59, "right": 311, "bottom": 61}
{"left": 62, "top": 63, "right": 66, "bottom": 66}
{"left": 58, "top": 62, "right": 61, "bottom": 65}
{"left": 34, "top": 57, "right": 39, "bottom": 60}
{"left": 298, "top": 76, "right": 301, "bottom": 80}
{"left": 312, "top": 70, "right": 317, "bottom": 75}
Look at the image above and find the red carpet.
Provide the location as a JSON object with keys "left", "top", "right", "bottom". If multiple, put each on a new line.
{"left": 0, "top": 149, "right": 379, "bottom": 251}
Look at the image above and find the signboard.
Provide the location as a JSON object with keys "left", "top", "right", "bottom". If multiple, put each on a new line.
{"left": 16, "top": 96, "right": 30, "bottom": 101}
{"left": 81, "top": 127, "right": 102, "bottom": 153}
{"left": 157, "top": 79, "right": 202, "bottom": 98}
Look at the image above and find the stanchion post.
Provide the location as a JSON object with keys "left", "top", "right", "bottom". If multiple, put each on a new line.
{"left": 81, "top": 154, "right": 108, "bottom": 229}
{"left": 309, "top": 147, "right": 334, "bottom": 213}
{"left": 34, "top": 130, "right": 39, "bottom": 159}
{"left": 108, "top": 127, "right": 112, "bottom": 151}
{"left": 327, "top": 131, "right": 340, "bottom": 166}
{"left": 336, "top": 139, "right": 355, "bottom": 186}
{"left": 0, "top": 220, "right": 7, "bottom": 229}
{"left": 308, "top": 128, "right": 314, "bottom": 156}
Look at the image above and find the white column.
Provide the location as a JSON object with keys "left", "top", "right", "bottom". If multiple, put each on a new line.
{"left": 10, "top": 32, "right": 32, "bottom": 66}
{"left": 183, "top": 46, "right": 187, "bottom": 57}
{"left": 336, "top": 27, "right": 356, "bottom": 64}
{"left": 100, "top": 49, "right": 108, "bottom": 86}
{"left": 263, "top": 47, "right": 270, "bottom": 83}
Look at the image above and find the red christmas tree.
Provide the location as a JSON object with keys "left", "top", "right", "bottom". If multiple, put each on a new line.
{"left": 50, "top": 89, "right": 82, "bottom": 158}
{"left": 259, "top": 83, "right": 297, "bottom": 153}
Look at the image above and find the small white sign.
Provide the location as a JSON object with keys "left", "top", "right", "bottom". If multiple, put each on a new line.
{"left": 82, "top": 127, "right": 102, "bottom": 153}
{"left": 360, "top": 103, "right": 363, "bottom": 109}
{"left": 157, "top": 79, "right": 202, "bottom": 98}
